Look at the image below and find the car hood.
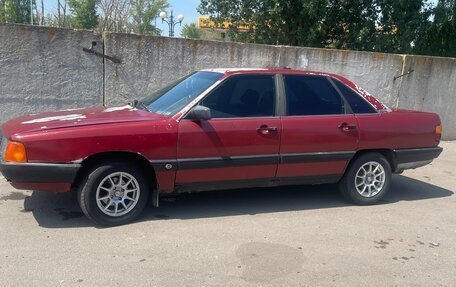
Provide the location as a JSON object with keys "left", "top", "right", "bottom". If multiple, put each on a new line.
{"left": 1, "top": 105, "right": 169, "bottom": 138}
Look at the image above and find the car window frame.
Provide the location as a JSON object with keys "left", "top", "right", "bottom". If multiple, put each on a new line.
{"left": 280, "top": 74, "right": 352, "bottom": 117}
{"left": 182, "top": 73, "right": 282, "bottom": 121}
{"left": 327, "top": 77, "right": 379, "bottom": 115}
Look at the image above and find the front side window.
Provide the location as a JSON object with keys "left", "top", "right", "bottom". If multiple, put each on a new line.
{"left": 200, "top": 74, "right": 275, "bottom": 118}
{"left": 284, "top": 75, "right": 345, "bottom": 116}
{"left": 141, "top": 71, "right": 223, "bottom": 116}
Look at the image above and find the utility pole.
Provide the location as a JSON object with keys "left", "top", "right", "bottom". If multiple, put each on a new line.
{"left": 30, "top": 0, "right": 33, "bottom": 24}
{"left": 41, "top": 0, "right": 44, "bottom": 25}
{"left": 4, "top": 0, "right": 7, "bottom": 23}
{"left": 57, "top": 0, "right": 61, "bottom": 26}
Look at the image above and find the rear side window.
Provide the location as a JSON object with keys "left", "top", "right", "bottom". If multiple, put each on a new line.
{"left": 333, "top": 80, "right": 377, "bottom": 114}
{"left": 284, "top": 75, "right": 344, "bottom": 116}
{"left": 201, "top": 74, "right": 275, "bottom": 118}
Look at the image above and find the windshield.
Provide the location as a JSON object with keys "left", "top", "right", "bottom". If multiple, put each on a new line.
{"left": 141, "top": 71, "right": 223, "bottom": 116}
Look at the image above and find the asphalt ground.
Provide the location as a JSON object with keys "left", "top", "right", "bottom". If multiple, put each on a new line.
{"left": 0, "top": 141, "right": 455, "bottom": 286}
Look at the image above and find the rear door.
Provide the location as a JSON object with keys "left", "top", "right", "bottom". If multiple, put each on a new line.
{"left": 176, "top": 74, "right": 281, "bottom": 190}
{"left": 277, "top": 74, "right": 359, "bottom": 183}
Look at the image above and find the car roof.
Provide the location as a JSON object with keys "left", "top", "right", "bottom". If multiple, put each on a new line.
{"left": 201, "top": 67, "right": 334, "bottom": 76}
{"left": 200, "top": 67, "right": 356, "bottom": 87}
{"left": 199, "top": 68, "right": 390, "bottom": 112}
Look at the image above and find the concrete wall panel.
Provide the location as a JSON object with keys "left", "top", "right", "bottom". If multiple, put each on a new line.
{"left": 398, "top": 55, "right": 456, "bottom": 139}
{"left": 280, "top": 47, "right": 404, "bottom": 106}
{"left": 103, "top": 33, "right": 281, "bottom": 105}
{"left": 0, "top": 24, "right": 103, "bottom": 123}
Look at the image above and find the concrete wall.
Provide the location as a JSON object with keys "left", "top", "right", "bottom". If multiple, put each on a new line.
{"left": 398, "top": 55, "right": 456, "bottom": 139}
{"left": 103, "top": 33, "right": 282, "bottom": 105}
{"left": 0, "top": 24, "right": 103, "bottom": 120}
{"left": 1, "top": 23, "right": 455, "bottom": 139}
{"left": 103, "top": 33, "right": 403, "bottom": 107}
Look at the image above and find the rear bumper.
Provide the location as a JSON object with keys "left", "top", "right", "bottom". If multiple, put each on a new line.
{"left": 393, "top": 147, "right": 443, "bottom": 172}
{"left": 0, "top": 162, "right": 81, "bottom": 192}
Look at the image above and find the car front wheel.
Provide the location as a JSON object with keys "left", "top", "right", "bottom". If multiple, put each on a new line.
{"left": 339, "top": 153, "right": 391, "bottom": 205}
{"left": 77, "top": 161, "right": 149, "bottom": 226}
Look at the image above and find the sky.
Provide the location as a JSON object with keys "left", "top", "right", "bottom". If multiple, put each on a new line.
{"left": 156, "top": 0, "right": 201, "bottom": 36}
{"left": 42, "top": 0, "right": 202, "bottom": 37}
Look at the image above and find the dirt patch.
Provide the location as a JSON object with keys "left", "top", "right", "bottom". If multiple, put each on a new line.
{"left": 236, "top": 242, "right": 305, "bottom": 282}
{"left": 0, "top": 192, "right": 28, "bottom": 201}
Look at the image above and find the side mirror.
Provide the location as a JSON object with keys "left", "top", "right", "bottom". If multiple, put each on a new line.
{"left": 186, "top": 105, "right": 212, "bottom": 121}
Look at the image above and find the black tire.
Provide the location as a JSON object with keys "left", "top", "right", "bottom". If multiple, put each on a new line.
{"left": 339, "top": 152, "right": 391, "bottom": 205}
{"left": 77, "top": 161, "right": 149, "bottom": 226}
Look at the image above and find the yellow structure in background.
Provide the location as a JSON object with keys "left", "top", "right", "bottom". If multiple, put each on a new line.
{"left": 198, "top": 17, "right": 251, "bottom": 31}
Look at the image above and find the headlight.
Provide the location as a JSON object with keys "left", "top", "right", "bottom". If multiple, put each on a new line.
{"left": 4, "top": 140, "right": 27, "bottom": 163}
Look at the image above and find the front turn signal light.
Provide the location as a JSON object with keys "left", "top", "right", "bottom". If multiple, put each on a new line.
{"left": 4, "top": 141, "right": 27, "bottom": 163}
{"left": 435, "top": 124, "right": 442, "bottom": 142}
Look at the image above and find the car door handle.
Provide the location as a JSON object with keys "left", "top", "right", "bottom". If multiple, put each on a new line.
{"left": 257, "top": 125, "right": 278, "bottom": 134}
{"left": 338, "top": 123, "right": 357, "bottom": 132}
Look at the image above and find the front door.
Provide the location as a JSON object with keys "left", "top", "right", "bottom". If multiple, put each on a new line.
{"left": 176, "top": 74, "right": 280, "bottom": 190}
{"left": 277, "top": 74, "right": 359, "bottom": 183}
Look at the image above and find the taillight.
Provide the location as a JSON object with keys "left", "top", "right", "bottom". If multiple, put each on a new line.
{"left": 4, "top": 141, "right": 27, "bottom": 163}
{"left": 435, "top": 124, "right": 442, "bottom": 142}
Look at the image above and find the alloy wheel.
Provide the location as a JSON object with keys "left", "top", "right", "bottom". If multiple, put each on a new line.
{"left": 95, "top": 172, "right": 141, "bottom": 217}
{"left": 355, "top": 161, "right": 386, "bottom": 198}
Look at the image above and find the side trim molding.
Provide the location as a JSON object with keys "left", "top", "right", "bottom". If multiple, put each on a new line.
{"left": 150, "top": 151, "right": 354, "bottom": 171}
{"left": 281, "top": 151, "right": 355, "bottom": 164}
{"left": 179, "top": 154, "right": 279, "bottom": 170}
{"left": 149, "top": 160, "right": 178, "bottom": 172}
{"left": 175, "top": 174, "right": 342, "bottom": 193}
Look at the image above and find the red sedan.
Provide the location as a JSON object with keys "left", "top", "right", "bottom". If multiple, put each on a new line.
{"left": 0, "top": 68, "right": 443, "bottom": 225}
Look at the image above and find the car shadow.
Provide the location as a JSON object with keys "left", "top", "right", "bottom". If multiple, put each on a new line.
{"left": 25, "top": 174, "right": 453, "bottom": 228}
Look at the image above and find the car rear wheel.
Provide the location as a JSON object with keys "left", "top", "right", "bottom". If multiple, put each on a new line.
{"left": 77, "top": 161, "right": 149, "bottom": 226}
{"left": 339, "top": 153, "right": 391, "bottom": 205}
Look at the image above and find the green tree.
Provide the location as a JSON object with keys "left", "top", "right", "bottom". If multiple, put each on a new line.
{"left": 321, "top": 0, "right": 378, "bottom": 51}
{"left": 181, "top": 23, "right": 201, "bottom": 39}
{"left": 372, "top": 0, "right": 432, "bottom": 54}
{"left": 322, "top": 0, "right": 431, "bottom": 53}
{"left": 68, "top": 0, "right": 99, "bottom": 29}
{"left": 0, "top": 0, "right": 35, "bottom": 24}
{"left": 198, "top": 0, "right": 327, "bottom": 46}
{"left": 415, "top": 0, "right": 456, "bottom": 57}
{"left": 130, "top": 0, "right": 168, "bottom": 34}
{"left": 199, "top": 0, "right": 453, "bottom": 57}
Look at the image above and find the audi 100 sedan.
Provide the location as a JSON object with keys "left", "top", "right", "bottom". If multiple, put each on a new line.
{"left": 0, "top": 68, "right": 443, "bottom": 225}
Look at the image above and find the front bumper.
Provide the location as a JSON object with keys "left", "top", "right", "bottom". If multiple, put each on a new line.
{"left": 0, "top": 162, "right": 81, "bottom": 192}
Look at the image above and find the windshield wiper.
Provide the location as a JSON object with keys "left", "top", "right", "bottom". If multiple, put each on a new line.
{"left": 131, "top": 99, "right": 151, "bottom": 112}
